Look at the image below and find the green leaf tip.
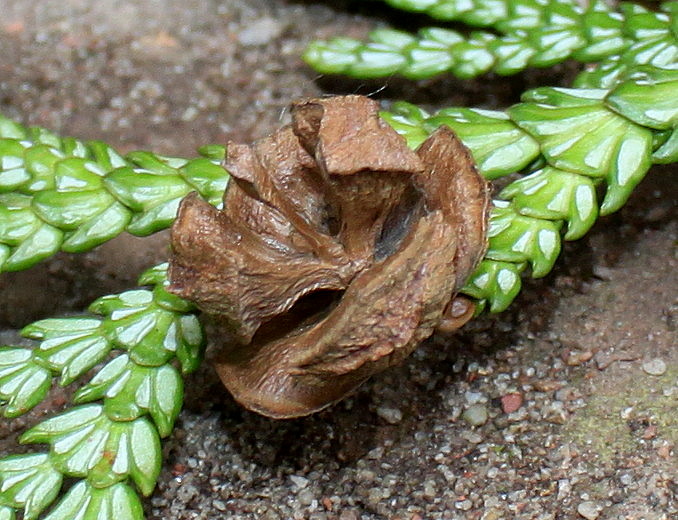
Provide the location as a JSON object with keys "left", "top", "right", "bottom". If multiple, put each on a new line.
{"left": 20, "top": 404, "right": 161, "bottom": 496}
{"left": 74, "top": 354, "right": 184, "bottom": 438}
{"left": 0, "top": 347, "right": 52, "bottom": 418}
{"left": 91, "top": 284, "right": 204, "bottom": 371}
{"left": 500, "top": 167, "right": 599, "bottom": 240}
{"left": 22, "top": 318, "right": 111, "bottom": 386}
{"left": 0, "top": 117, "right": 229, "bottom": 272}
{"left": 509, "top": 86, "right": 654, "bottom": 215}
{"left": 43, "top": 481, "right": 144, "bottom": 520}
{"left": 0, "top": 506, "right": 15, "bottom": 520}
{"left": 0, "top": 453, "right": 62, "bottom": 520}
{"left": 461, "top": 259, "right": 526, "bottom": 313}
{"left": 486, "top": 203, "right": 562, "bottom": 278}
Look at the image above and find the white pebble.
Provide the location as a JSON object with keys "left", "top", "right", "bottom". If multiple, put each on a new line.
{"left": 238, "top": 18, "right": 284, "bottom": 46}
{"left": 642, "top": 358, "right": 667, "bottom": 376}
{"left": 577, "top": 501, "right": 601, "bottom": 519}
{"left": 376, "top": 406, "right": 403, "bottom": 424}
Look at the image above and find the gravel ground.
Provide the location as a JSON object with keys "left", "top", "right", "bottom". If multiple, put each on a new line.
{"left": 0, "top": 1, "right": 676, "bottom": 519}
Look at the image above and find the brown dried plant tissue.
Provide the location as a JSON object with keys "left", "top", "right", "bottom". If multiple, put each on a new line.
{"left": 168, "top": 95, "right": 490, "bottom": 418}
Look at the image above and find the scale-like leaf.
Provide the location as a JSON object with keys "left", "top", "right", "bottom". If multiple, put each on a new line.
{"left": 32, "top": 190, "right": 117, "bottom": 231}
{"left": 573, "top": 4, "right": 627, "bottom": 62}
{"left": 102, "top": 168, "right": 190, "bottom": 213}
{"left": 500, "top": 167, "right": 598, "bottom": 240}
{"left": 74, "top": 355, "right": 184, "bottom": 438}
{"left": 52, "top": 157, "right": 105, "bottom": 191}
{"left": 462, "top": 260, "right": 526, "bottom": 313}
{"left": 90, "top": 290, "right": 173, "bottom": 366}
{"left": 573, "top": 57, "right": 629, "bottom": 88}
{"left": 22, "top": 144, "right": 63, "bottom": 193}
{"left": 380, "top": 103, "right": 431, "bottom": 149}
{"left": 422, "top": 107, "right": 541, "bottom": 178}
{"left": 0, "top": 453, "right": 62, "bottom": 520}
{"left": 126, "top": 197, "right": 183, "bottom": 236}
{"left": 180, "top": 157, "right": 230, "bottom": 206}
{"left": 606, "top": 66, "right": 678, "bottom": 129}
{"left": 90, "top": 285, "right": 204, "bottom": 372}
{"left": 653, "top": 127, "right": 678, "bottom": 163}
{"left": 509, "top": 87, "right": 653, "bottom": 214}
{"left": 0, "top": 348, "right": 52, "bottom": 418}
{"left": 3, "top": 223, "right": 63, "bottom": 272}
{"left": 175, "top": 314, "right": 204, "bottom": 374}
{"left": 0, "top": 194, "right": 42, "bottom": 247}
{"left": 43, "top": 481, "right": 143, "bottom": 520}
{"left": 22, "top": 318, "right": 110, "bottom": 386}
{"left": 20, "top": 404, "right": 161, "bottom": 496}
{"left": 485, "top": 202, "right": 562, "bottom": 278}
{"left": 0, "top": 506, "right": 15, "bottom": 520}
{"left": 61, "top": 202, "right": 132, "bottom": 252}
{"left": 0, "top": 139, "right": 29, "bottom": 193}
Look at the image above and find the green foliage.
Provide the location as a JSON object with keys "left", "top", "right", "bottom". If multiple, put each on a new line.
{"left": 42, "top": 481, "right": 144, "bottom": 520}
{"left": 0, "top": 454, "right": 62, "bottom": 520}
{"left": 376, "top": 68, "right": 675, "bottom": 311}
{"left": 500, "top": 167, "right": 598, "bottom": 241}
{"left": 20, "top": 405, "right": 161, "bottom": 495}
{"left": 0, "top": 347, "right": 52, "bottom": 418}
{"left": 461, "top": 260, "right": 525, "bottom": 314}
{"left": 0, "top": 264, "right": 204, "bottom": 519}
{"left": 381, "top": 104, "right": 541, "bottom": 178}
{"left": 0, "top": 121, "right": 229, "bottom": 271}
{"left": 304, "top": 0, "right": 677, "bottom": 79}
{"left": 509, "top": 86, "right": 654, "bottom": 215}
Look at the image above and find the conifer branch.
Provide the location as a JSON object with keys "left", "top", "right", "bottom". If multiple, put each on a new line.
{"left": 303, "top": 1, "right": 677, "bottom": 80}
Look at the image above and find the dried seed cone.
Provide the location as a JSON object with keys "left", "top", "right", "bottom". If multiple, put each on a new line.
{"left": 168, "top": 95, "right": 490, "bottom": 418}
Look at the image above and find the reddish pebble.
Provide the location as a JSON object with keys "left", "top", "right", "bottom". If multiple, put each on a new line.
{"left": 172, "top": 463, "right": 187, "bottom": 476}
{"left": 4, "top": 21, "right": 25, "bottom": 35}
{"left": 657, "top": 444, "right": 671, "bottom": 460}
{"left": 501, "top": 392, "right": 523, "bottom": 413}
{"left": 642, "top": 424, "right": 657, "bottom": 440}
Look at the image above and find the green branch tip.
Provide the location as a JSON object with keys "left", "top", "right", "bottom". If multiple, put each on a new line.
{"left": 0, "top": 263, "right": 204, "bottom": 519}
{"left": 304, "top": 0, "right": 677, "bottom": 80}
{"left": 0, "top": 117, "right": 229, "bottom": 272}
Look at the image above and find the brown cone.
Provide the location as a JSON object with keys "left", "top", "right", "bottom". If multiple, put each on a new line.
{"left": 169, "top": 95, "right": 490, "bottom": 418}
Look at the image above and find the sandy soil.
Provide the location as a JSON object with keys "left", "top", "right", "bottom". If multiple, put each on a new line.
{"left": 0, "top": 1, "right": 675, "bottom": 519}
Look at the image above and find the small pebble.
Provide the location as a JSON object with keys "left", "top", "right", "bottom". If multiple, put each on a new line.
{"left": 237, "top": 17, "right": 284, "bottom": 46}
{"left": 642, "top": 358, "right": 667, "bottom": 376}
{"left": 462, "top": 430, "right": 483, "bottom": 444}
{"left": 422, "top": 480, "right": 437, "bottom": 499}
{"left": 462, "top": 404, "right": 489, "bottom": 426}
{"left": 376, "top": 406, "right": 403, "bottom": 424}
{"left": 455, "top": 499, "right": 473, "bottom": 511}
{"left": 464, "top": 391, "right": 485, "bottom": 404}
{"left": 290, "top": 475, "right": 309, "bottom": 489}
{"left": 577, "top": 501, "right": 601, "bottom": 519}
{"left": 619, "top": 473, "right": 633, "bottom": 486}
{"left": 501, "top": 393, "right": 523, "bottom": 414}
{"left": 367, "top": 487, "right": 382, "bottom": 505}
{"left": 298, "top": 489, "right": 315, "bottom": 506}
{"left": 557, "top": 479, "right": 571, "bottom": 500}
